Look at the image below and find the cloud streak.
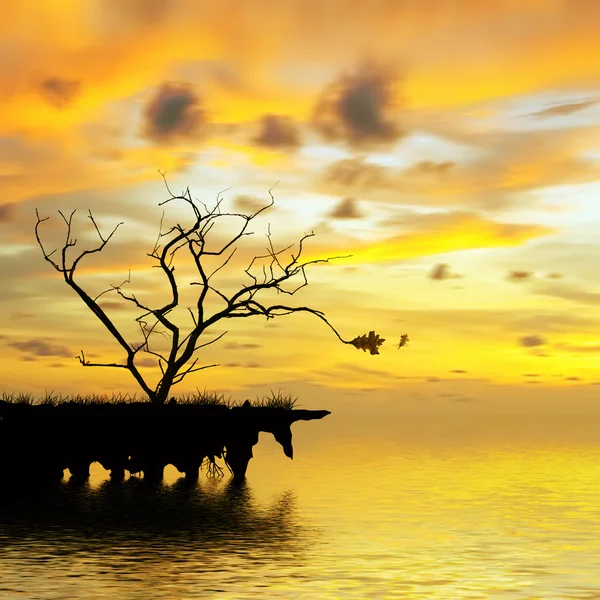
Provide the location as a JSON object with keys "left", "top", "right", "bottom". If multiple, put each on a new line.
{"left": 303, "top": 212, "right": 554, "bottom": 265}
{"left": 533, "top": 99, "right": 596, "bottom": 118}
{"left": 7, "top": 338, "right": 72, "bottom": 358}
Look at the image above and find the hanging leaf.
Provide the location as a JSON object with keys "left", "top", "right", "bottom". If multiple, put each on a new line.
{"left": 350, "top": 331, "right": 385, "bottom": 355}
{"left": 397, "top": 334, "right": 409, "bottom": 349}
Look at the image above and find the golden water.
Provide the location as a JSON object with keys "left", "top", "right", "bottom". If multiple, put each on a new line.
{"left": 2, "top": 420, "right": 600, "bottom": 598}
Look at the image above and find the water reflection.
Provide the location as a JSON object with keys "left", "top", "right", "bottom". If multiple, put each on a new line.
{"left": 5, "top": 437, "right": 600, "bottom": 599}
{"left": 0, "top": 478, "right": 308, "bottom": 553}
{"left": 0, "top": 478, "right": 318, "bottom": 599}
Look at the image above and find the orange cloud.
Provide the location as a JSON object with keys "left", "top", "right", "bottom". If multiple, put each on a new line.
{"left": 3, "top": 0, "right": 600, "bottom": 139}
{"left": 1, "top": 0, "right": 599, "bottom": 212}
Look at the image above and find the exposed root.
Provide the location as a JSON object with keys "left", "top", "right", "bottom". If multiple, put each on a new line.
{"left": 203, "top": 455, "right": 225, "bottom": 477}
{"left": 222, "top": 450, "right": 234, "bottom": 475}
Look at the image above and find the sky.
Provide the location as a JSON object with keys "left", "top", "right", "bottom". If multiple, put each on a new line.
{"left": 2, "top": 0, "right": 600, "bottom": 417}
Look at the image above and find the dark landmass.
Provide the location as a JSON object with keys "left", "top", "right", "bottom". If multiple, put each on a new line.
{"left": 0, "top": 400, "right": 330, "bottom": 483}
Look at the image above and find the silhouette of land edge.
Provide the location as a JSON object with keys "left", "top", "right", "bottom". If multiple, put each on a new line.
{"left": 0, "top": 400, "right": 330, "bottom": 485}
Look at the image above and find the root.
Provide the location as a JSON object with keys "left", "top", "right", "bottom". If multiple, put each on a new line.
{"left": 202, "top": 455, "right": 225, "bottom": 478}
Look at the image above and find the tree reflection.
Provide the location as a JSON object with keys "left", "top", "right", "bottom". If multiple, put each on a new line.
{"left": 0, "top": 478, "right": 313, "bottom": 560}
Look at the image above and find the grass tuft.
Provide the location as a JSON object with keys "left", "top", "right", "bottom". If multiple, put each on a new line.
{"left": 251, "top": 389, "right": 299, "bottom": 409}
{"left": 177, "top": 388, "right": 236, "bottom": 407}
{"left": 0, "top": 388, "right": 299, "bottom": 409}
{"left": 0, "top": 391, "right": 146, "bottom": 405}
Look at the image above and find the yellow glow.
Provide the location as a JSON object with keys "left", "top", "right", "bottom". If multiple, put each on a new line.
{"left": 3, "top": 0, "right": 600, "bottom": 398}
{"left": 303, "top": 216, "right": 555, "bottom": 265}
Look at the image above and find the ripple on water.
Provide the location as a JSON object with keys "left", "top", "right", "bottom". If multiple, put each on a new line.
{"left": 2, "top": 443, "right": 600, "bottom": 598}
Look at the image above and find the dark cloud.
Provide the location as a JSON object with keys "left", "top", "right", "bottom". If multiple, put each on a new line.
{"left": 233, "top": 195, "right": 270, "bottom": 214}
{"left": 95, "top": 0, "right": 173, "bottom": 31}
{"left": 327, "top": 197, "right": 364, "bottom": 219}
{"left": 253, "top": 115, "right": 301, "bottom": 149}
{"left": 8, "top": 338, "right": 72, "bottom": 357}
{"left": 523, "top": 373, "right": 539, "bottom": 377}
{"left": 519, "top": 335, "right": 546, "bottom": 348}
{"left": 554, "top": 342, "right": 600, "bottom": 353}
{"left": 0, "top": 203, "right": 16, "bottom": 222}
{"left": 405, "top": 161, "right": 455, "bottom": 176}
{"left": 506, "top": 270, "right": 533, "bottom": 282}
{"left": 38, "top": 77, "right": 81, "bottom": 109}
{"left": 336, "top": 363, "right": 396, "bottom": 379}
{"left": 422, "top": 375, "right": 488, "bottom": 384}
{"left": 429, "top": 263, "right": 449, "bottom": 280}
{"left": 564, "top": 376, "right": 582, "bottom": 381}
{"left": 533, "top": 99, "right": 596, "bottom": 118}
{"left": 9, "top": 312, "right": 34, "bottom": 320}
{"left": 136, "top": 358, "right": 157, "bottom": 368}
{"left": 224, "top": 342, "right": 262, "bottom": 350}
{"left": 313, "top": 63, "right": 403, "bottom": 148}
{"left": 449, "top": 369, "right": 468, "bottom": 374}
{"left": 98, "top": 301, "right": 128, "bottom": 311}
{"left": 546, "top": 272, "right": 563, "bottom": 279}
{"left": 535, "top": 283, "right": 600, "bottom": 305}
{"left": 323, "top": 156, "right": 391, "bottom": 188}
{"left": 120, "top": 0, "right": 171, "bottom": 24}
{"left": 429, "top": 263, "right": 461, "bottom": 280}
{"left": 142, "top": 83, "right": 206, "bottom": 144}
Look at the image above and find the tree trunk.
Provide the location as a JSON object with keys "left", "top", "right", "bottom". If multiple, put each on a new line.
{"left": 152, "top": 373, "right": 176, "bottom": 405}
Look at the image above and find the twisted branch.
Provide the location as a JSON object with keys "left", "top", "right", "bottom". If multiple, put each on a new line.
{"left": 34, "top": 172, "right": 394, "bottom": 403}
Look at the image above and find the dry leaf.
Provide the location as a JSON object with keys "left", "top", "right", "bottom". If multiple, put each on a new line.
{"left": 397, "top": 334, "right": 409, "bottom": 349}
{"left": 350, "top": 331, "right": 385, "bottom": 355}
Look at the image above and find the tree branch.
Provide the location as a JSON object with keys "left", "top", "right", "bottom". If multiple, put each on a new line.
{"left": 77, "top": 350, "right": 129, "bottom": 370}
{"left": 35, "top": 174, "right": 395, "bottom": 404}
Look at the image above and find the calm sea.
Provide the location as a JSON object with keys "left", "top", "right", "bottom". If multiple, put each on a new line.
{"left": 2, "top": 415, "right": 600, "bottom": 599}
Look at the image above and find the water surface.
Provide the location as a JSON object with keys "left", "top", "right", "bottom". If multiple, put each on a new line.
{"left": 2, "top": 422, "right": 600, "bottom": 599}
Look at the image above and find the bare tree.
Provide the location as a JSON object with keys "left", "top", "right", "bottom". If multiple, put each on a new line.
{"left": 34, "top": 174, "right": 401, "bottom": 405}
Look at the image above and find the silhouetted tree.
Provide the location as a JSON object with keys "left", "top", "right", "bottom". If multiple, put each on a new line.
{"left": 35, "top": 173, "right": 402, "bottom": 405}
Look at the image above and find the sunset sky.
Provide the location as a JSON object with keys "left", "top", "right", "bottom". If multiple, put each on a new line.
{"left": 2, "top": 0, "right": 600, "bottom": 415}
